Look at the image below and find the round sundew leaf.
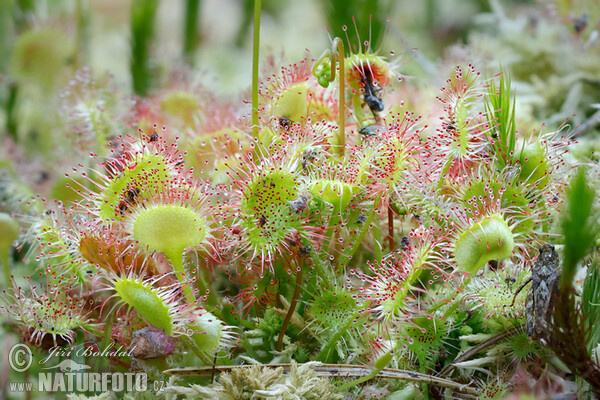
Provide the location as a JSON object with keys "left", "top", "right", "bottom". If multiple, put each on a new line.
{"left": 184, "top": 127, "right": 247, "bottom": 176}
{"left": 309, "top": 179, "right": 360, "bottom": 212}
{"left": 454, "top": 214, "right": 514, "bottom": 276}
{"left": 403, "top": 316, "right": 448, "bottom": 369}
{"left": 516, "top": 141, "right": 549, "bottom": 188}
{"left": 310, "top": 289, "right": 358, "bottom": 329}
{"left": 11, "top": 28, "right": 72, "bottom": 88}
{"left": 161, "top": 90, "right": 198, "bottom": 127}
{"left": 132, "top": 205, "right": 208, "bottom": 260}
{"left": 114, "top": 278, "right": 173, "bottom": 335}
{"left": 97, "top": 153, "right": 173, "bottom": 221}
{"left": 240, "top": 170, "right": 302, "bottom": 256}
{"left": 192, "top": 312, "right": 223, "bottom": 353}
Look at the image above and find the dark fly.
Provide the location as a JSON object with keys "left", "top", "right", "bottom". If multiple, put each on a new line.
{"left": 359, "top": 124, "right": 385, "bottom": 138}
{"left": 362, "top": 75, "right": 384, "bottom": 113}
{"left": 572, "top": 13, "right": 588, "bottom": 34}
{"left": 299, "top": 245, "right": 312, "bottom": 256}
{"left": 278, "top": 117, "right": 291, "bottom": 130}
{"left": 400, "top": 236, "right": 410, "bottom": 250}
{"left": 356, "top": 213, "right": 367, "bottom": 224}
{"left": 258, "top": 214, "right": 267, "bottom": 227}
{"left": 118, "top": 188, "right": 140, "bottom": 215}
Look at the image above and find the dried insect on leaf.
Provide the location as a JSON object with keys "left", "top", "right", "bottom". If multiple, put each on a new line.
{"left": 288, "top": 195, "right": 308, "bottom": 214}
{"left": 526, "top": 244, "right": 561, "bottom": 339}
{"left": 301, "top": 149, "right": 317, "bottom": 171}
{"left": 356, "top": 213, "right": 367, "bottom": 224}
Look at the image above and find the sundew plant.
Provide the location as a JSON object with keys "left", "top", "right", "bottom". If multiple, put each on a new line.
{"left": 1, "top": 0, "right": 600, "bottom": 399}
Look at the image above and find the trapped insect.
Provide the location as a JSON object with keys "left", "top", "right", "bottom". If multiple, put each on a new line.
{"left": 288, "top": 195, "right": 308, "bottom": 214}
{"left": 359, "top": 124, "right": 385, "bottom": 138}
{"left": 301, "top": 149, "right": 318, "bottom": 171}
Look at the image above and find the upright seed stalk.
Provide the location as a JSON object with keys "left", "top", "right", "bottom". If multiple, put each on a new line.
{"left": 183, "top": 0, "right": 201, "bottom": 65}
{"left": 335, "top": 38, "right": 345, "bottom": 156}
{"left": 130, "top": 0, "right": 159, "bottom": 96}
{"left": 251, "top": 0, "right": 261, "bottom": 139}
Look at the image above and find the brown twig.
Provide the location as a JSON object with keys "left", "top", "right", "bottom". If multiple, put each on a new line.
{"left": 276, "top": 258, "right": 303, "bottom": 352}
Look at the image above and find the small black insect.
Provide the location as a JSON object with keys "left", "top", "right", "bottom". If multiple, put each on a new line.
{"left": 258, "top": 214, "right": 267, "bottom": 227}
{"left": 400, "top": 236, "right": 410, "bottom": 250}
{"left": 278, "top": 117, "right": 292, "bottom": 130}
{"left": 572, "top": 13, "right": 588, "bottom": 34}
{"left": 118, "top": 188, "right": 141, "bottom": 214}
{"left": 149, "top": 132, "right": 159, "bottom": 142}
{"left": 356, "top": 213, "right": 367, "bottom": 224}
{"left": 505, "top": 276, "right": 516, "bottom": 286}
{"left": 445, "top": 122, "right": 457, "bottom": 133}
{"left": 288, "top": 195, "right": 308, "bottom": 214}
{"left": 362, "top": 76, "right": 384, "bottom": 113}
{"left": 299, "top": 245, "right": 312, "bottom": 256}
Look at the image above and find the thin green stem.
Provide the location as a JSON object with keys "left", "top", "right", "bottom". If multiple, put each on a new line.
{"left": 130, "top": 0, "right": 159, "bottom": 96}
{"left": 313, "top": 38, "right": 345, "bottom": 156}
{"left": 372, "top": 218, "right": 383, "bottom": 260}
{"left": 311, "top": 253, "right": 333, "bottom": 290}
{"left": 168, "top": 251, "right": 196, "bottom": 305}
{"left": 339, "top": 344, "right": 397, "bottom": 391}
{"left": 337, "top": 199, "right": 380, "bottom": 273}
{"left": 325, "top": 211, "right": 341, "bottom": 255}
{"left": 100, "top": 308, "right": 116, "bottom": 353}
{"left": 74, "top": 0, "right": 89, "bottom": 70}
{"left": 251, "top": 0, "right": 261, "bottom": 138}
{"left": 316, "top": 311, "right": 361, "bottom": 362}
{"left": 184, "top": 336, "right": 213, "bottom": 364}
{"left": 6, "top": 83, "right": 18, "bottom": 139}
{"left": 387, "top": 204, "right": 394, "bottom": 252}
{"left": 335, "top": 38, "right": 345, "bottom": 156}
